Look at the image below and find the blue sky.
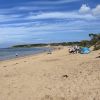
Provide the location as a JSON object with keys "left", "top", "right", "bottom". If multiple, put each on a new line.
{"left": 0, "top": 0, "right": 100, "bottom": 48}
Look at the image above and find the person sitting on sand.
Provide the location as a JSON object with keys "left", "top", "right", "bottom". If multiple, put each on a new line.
{"left": 69, "top": 47, "right": 75, "bottom": 54}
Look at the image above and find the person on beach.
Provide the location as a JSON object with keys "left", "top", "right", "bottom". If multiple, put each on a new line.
{"left": 48, "top": 49, "right": 52, "bottom": 54}
{"left": 69, "top": 46, "right": 80, "bottom": 54}
{"left": 16, "top": 53, "right": 18, "bottom": 57}
{"left": 69, "top": 46, "right": 75, "bottom": 54}
{"left": 74, "top": 45, "right": 80, "bottom": 53}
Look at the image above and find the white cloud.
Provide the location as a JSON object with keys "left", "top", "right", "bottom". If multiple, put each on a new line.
{"left": 0, "top": 4, "right": 100, "bottom": 24}
{"left": 92, "top": 5, "right": 100, "bottom": 16}
{"left": 0, "top": 17, "right": 100, "bottom": 48}
{"left": 0, "top": 14, "right": 23, "bottom": 22}
{"left": 0, "top": 11, "right": 96, "bottom": 24}
{"left": 79, "top": 4, "right": 100, "bottom": 17}
{"left": 79, "top": 4, "right": 91, "bottom": 14}
{"left": 27, "top": 12, "right": 95, "bottom": 20}
{"left": 26, "top": 0, "right": 80, "bottom": 5}
{"left": 0, "top": 0, "right": 80, "bottom": 15}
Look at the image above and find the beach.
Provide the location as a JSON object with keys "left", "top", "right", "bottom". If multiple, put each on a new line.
{"left": 0, "top": 46, "right": 100, "bottom": 100}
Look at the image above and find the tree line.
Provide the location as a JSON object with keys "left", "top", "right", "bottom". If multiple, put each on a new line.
{"left": 12, "top": 33, "right": 100, "bottom": 50}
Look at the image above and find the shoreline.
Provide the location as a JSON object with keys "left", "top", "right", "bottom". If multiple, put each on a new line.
{"left": 0, "top": 46, "right": 59, "bottom": 63}
{"left": 0, "top": 46, "right": 56, "bottom": 62}
{"left": 0, "top": 51, "right": 45, "bottom": 63}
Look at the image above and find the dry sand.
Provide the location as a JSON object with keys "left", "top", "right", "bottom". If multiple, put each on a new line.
{"left": 0, "top": 47, "right": 100, "bottom": 100}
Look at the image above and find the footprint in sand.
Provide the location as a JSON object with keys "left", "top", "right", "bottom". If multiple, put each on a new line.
{"left": 13, "top": 63, "right": 19, "bottom": 65}
{"left": 41, "top": 95, "right": 66, "bottom": 100}
{"left": 3, "top": 66, "right": 7, "bottom": 67}
{"left": 62, "top": 74, "right": 68, "bottom": 78}
{"left": 41, "top": 95, "right": 53, "bottom": 100}
{"left": 96, "top": 56, "right": 100, "bottom": 58}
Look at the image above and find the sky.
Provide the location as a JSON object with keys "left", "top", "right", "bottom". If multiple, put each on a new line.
{"left": 0, "top": 0, "right": 100, "bottom": 48}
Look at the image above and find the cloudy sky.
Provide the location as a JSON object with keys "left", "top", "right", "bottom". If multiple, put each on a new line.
{"left": 0, "top": 0, "right": 100, "bottom": 48}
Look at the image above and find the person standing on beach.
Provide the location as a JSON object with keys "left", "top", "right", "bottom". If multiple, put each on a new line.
{"left": 74, "top": 45, "right": 79, "bottom": 54}
{"left": 16, "top": 53, "right": 18, "bottom": 57}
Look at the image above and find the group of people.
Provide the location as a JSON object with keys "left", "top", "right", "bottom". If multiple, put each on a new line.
{"left": 69, "top": 45, "right": 80, "bottom": 54}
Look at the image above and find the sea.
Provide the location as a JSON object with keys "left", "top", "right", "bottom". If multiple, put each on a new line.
{"left": 0, "top": 47, "right": 51, "bottom": 61}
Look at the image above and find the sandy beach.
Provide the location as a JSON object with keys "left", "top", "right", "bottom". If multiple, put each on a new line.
{"left": 0, "top": 47, "right": 100, "bottom": 100}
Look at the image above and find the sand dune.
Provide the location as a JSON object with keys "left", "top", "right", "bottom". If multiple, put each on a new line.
{"left": 0, "top": 47, "right": 100, "bottom": 100}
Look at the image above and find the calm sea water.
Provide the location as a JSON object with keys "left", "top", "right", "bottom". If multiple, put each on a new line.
{"left": 0, "top": 47, "right": 51, "bottom": 61}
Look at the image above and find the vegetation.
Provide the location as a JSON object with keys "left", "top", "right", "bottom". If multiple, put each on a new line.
{"left": 12, "top": 42, "right": 81, "bottom": 48}
{"left": 89, "top": 33, "right": 100, "bottom": 50}
{"left": 12, "top": 33, "right": 100, "bottom": 50}
{"left": 13, "top": 44, "right": 48, "bottom": 48}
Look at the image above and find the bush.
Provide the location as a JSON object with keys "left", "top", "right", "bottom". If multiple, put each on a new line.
{"left": 94, "top": 41, "right": 100, "bottom": 50}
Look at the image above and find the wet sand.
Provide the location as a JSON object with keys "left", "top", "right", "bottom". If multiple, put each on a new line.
{"left": 0, "top": 47, "right": 100, "bottom": 100}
